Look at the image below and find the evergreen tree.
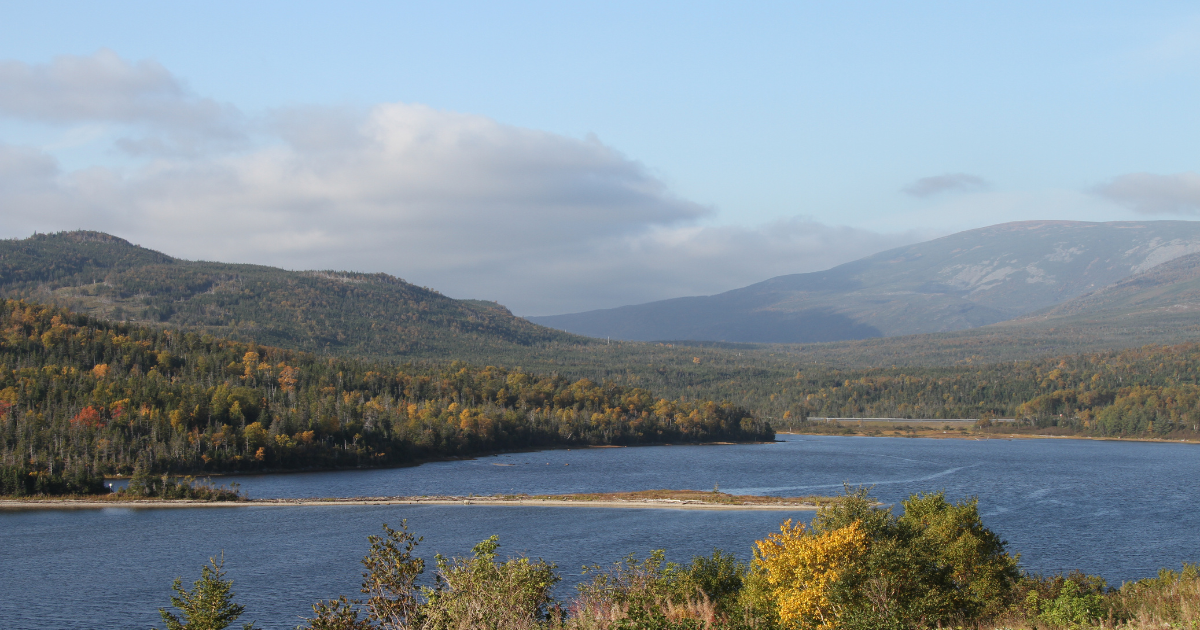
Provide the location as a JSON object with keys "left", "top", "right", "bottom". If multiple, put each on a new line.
{"left": 157, "top": 556, "right": 257, "bottom": 630}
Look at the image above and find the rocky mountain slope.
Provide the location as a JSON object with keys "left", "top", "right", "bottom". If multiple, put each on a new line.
{"left": 529, "top": 220, "right": 1200, "bottom": 342}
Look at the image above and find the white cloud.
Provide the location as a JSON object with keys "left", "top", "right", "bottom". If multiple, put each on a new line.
{"left": 902, "top": 173, "right": 989, "bottom": 198}
{"left": 0, "top": 49, "right": 244, "bottom": 156}
{"left": 0, "top": 102, "right": 921, "bottom": 315}
{"left": 1095, "top": 172, "right": 1200, "bottom": 215}
{"left": 0, "top": 51, "right": 925, "bottom": 315}
{"left": 499, "top": 220, "right": 925, "bottom": 314}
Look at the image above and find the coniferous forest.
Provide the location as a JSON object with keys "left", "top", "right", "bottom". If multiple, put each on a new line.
{"left": 777, "top": 342, "right": 1200, "bottom": 437}
{"left": 0, "top": 300, "right": 770, "bottom": 495}
{"left": 9, "top": 289, "right": 1200, "bottom": 497}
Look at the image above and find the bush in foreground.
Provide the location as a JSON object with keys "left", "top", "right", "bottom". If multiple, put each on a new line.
{"left": 157, "top": 555, "right": 257, "bottom": 630}
{"left": 157, "top": 491, "right": 1200, "bottom": 629}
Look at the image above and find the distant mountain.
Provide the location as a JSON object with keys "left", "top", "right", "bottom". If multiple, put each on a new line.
{"left": 0, "top": 231, "right": 587, "bottom": 358}
{"left": 528, "top": 220, "right": 1200, "bottom": 343}
{"left": 1014, "top": 249, "right": 1200, "bottom": 326}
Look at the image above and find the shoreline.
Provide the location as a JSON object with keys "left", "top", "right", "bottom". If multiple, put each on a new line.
{"left": 778, "top": 430, "right": 1200, "bottom": 445}
{"left": 0, "top": 494, "right": 825, "bottom": 511}
{"left": 89, "top": 433, "right": 1198, "bottom": 484}
{"left": 98, "top": 440, "right": 773, "bottom": 480}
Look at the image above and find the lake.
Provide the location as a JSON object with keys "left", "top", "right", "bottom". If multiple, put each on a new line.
{"left": 3, "top": 434, "right": 1199, "bottom": 629}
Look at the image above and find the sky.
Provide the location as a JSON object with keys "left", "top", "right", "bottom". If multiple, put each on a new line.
{"left": 2, "top": 1, "right": 1199, "bottom": 315}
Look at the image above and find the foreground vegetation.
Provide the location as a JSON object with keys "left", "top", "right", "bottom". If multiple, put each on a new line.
{"left": 156, "top": 489, "right": 1200, "bottom": 630}
{"left": 0, "top": 300, "right": 770, "bottom": 493}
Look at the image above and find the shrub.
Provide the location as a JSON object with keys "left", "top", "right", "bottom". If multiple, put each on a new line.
{"left": 156, "top": 556, "right": 256, "bottom": 630}
{"left": 753, "top": 487, "right": 1019, "bottom": 630}
{"left": 1110, "top": 563, "right": 1200, "bottom": 628}
{"left": 421, "top": 535, "right": 560, "bottom": 630}
{"left": 1031, "top": 579, "right": 1106, "bottom": 628}
{"left": 122, "top": 466, "right": 244, "bottom": 501}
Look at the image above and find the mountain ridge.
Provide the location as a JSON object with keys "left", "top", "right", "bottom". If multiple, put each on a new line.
{"left": 0, "top": 231, "right": 590, "bottom": 358}
{"left": 529, "top": 220, "right": 1200, "bottom": 342}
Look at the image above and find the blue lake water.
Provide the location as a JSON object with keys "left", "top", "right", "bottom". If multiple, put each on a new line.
{"left": 3, "top": 435, "right": 1199, "bottom": 629}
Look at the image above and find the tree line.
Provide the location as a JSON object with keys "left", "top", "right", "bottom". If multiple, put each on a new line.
{"left": 0, "top": 300, "right": 771, "bottom": 494}
{"left": 770, "top": 342, "right": 1200, "bottom": 439}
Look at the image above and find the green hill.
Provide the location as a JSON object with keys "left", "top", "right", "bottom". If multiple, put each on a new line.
{"left": 0, "top": 231, "right": 589, "bottom": 359}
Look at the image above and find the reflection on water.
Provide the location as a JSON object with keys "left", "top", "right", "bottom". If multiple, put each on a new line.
{"left": 4, "top": 435, "right": 1200, "bottom": 629}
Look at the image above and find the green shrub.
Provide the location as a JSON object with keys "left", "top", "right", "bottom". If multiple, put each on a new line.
{"left": 422, "top": 535, "right": 560, "bottom": 630}
{"left": 755, "top": 487, "right": 1020, "bottom": 630}
{"left": 121, "top": 467, "right": 244, "bottom": 501}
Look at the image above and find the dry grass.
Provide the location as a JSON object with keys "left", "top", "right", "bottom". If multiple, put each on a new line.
{"left": 985, "top": 565, "right": 1200, "bottom": 630}
{"left": 557, "top": 594, "right": 719, "bottom": 629}
{"left": 1105, "top": 564, "right": 1200, "bottom": 629}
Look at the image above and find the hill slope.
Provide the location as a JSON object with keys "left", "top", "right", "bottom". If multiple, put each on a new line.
{"left": 529, "top": 220, "right": 1200, "bottom": 343}
{"left": 0, "top": 231, "right": 588, "bottom": 358}
{"left": 1022, "top": 250, "right": 1200, "bottom": 324}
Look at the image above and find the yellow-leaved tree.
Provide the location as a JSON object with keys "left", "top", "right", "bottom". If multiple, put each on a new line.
{"left": 755, "top": 519, "right": 868, "bottom": 629}
{"left": 751, "top": 487, "right": 1020, "bottom": 630}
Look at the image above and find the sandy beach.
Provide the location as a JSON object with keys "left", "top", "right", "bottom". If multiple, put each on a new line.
{"left": 0, "top": 493, "right": 827, "bottom": 511}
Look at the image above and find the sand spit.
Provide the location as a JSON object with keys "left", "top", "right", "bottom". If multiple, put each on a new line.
{"left": 0, "top": 494, "right": 826, "bottom": 511}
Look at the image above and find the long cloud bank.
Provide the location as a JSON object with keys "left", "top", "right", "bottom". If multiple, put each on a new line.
{"left": 0, "top": 51, "right": 930, "bottom": 314}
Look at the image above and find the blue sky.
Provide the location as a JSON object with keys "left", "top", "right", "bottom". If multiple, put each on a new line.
{"left": 2, "top": 1, "right": 1199, "bottom": 314}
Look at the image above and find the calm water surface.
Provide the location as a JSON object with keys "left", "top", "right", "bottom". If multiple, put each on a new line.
{"left": 3, "top": 435, "right": 1199, "bottom": 629}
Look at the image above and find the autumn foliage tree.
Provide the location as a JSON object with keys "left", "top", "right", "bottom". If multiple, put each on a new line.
{"left": 0, "top": 300, "right": 771, "bottom": 489}
{"left": 753, "top": 488, "right": 1019, "bottom": 630}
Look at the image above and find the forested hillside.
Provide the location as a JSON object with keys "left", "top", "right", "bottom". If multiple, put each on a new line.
{"left": 0, "top": 300, "right": 770, "bottom": 491}
{"left": 779, "top": 343, "right": 1200, "bottom": 438}
{"left": 0, "top": 231, "right": 588, "bottom": 358}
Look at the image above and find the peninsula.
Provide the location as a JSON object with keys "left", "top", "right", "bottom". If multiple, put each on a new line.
{"left": 0, "top": 489, "right": 838, "bottom": 511}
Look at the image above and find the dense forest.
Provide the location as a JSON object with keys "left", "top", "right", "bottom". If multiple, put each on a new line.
{"left": 775, "top": 342, "right": 1200, "bottom": 439}
{"left": 0, "top": 300, "right": 770, "bottom": 494}
{"left": 0, "top": 231, "right": 585, "bottom": 358}
{"left": 528, "top": 339, "right": 1200, "bottom": 440}
{"left": 4, "top": 231, "right": 1200, "bottom": 494}
{"left": 4, "top": 292, "right": 1199, "bottom": 497}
